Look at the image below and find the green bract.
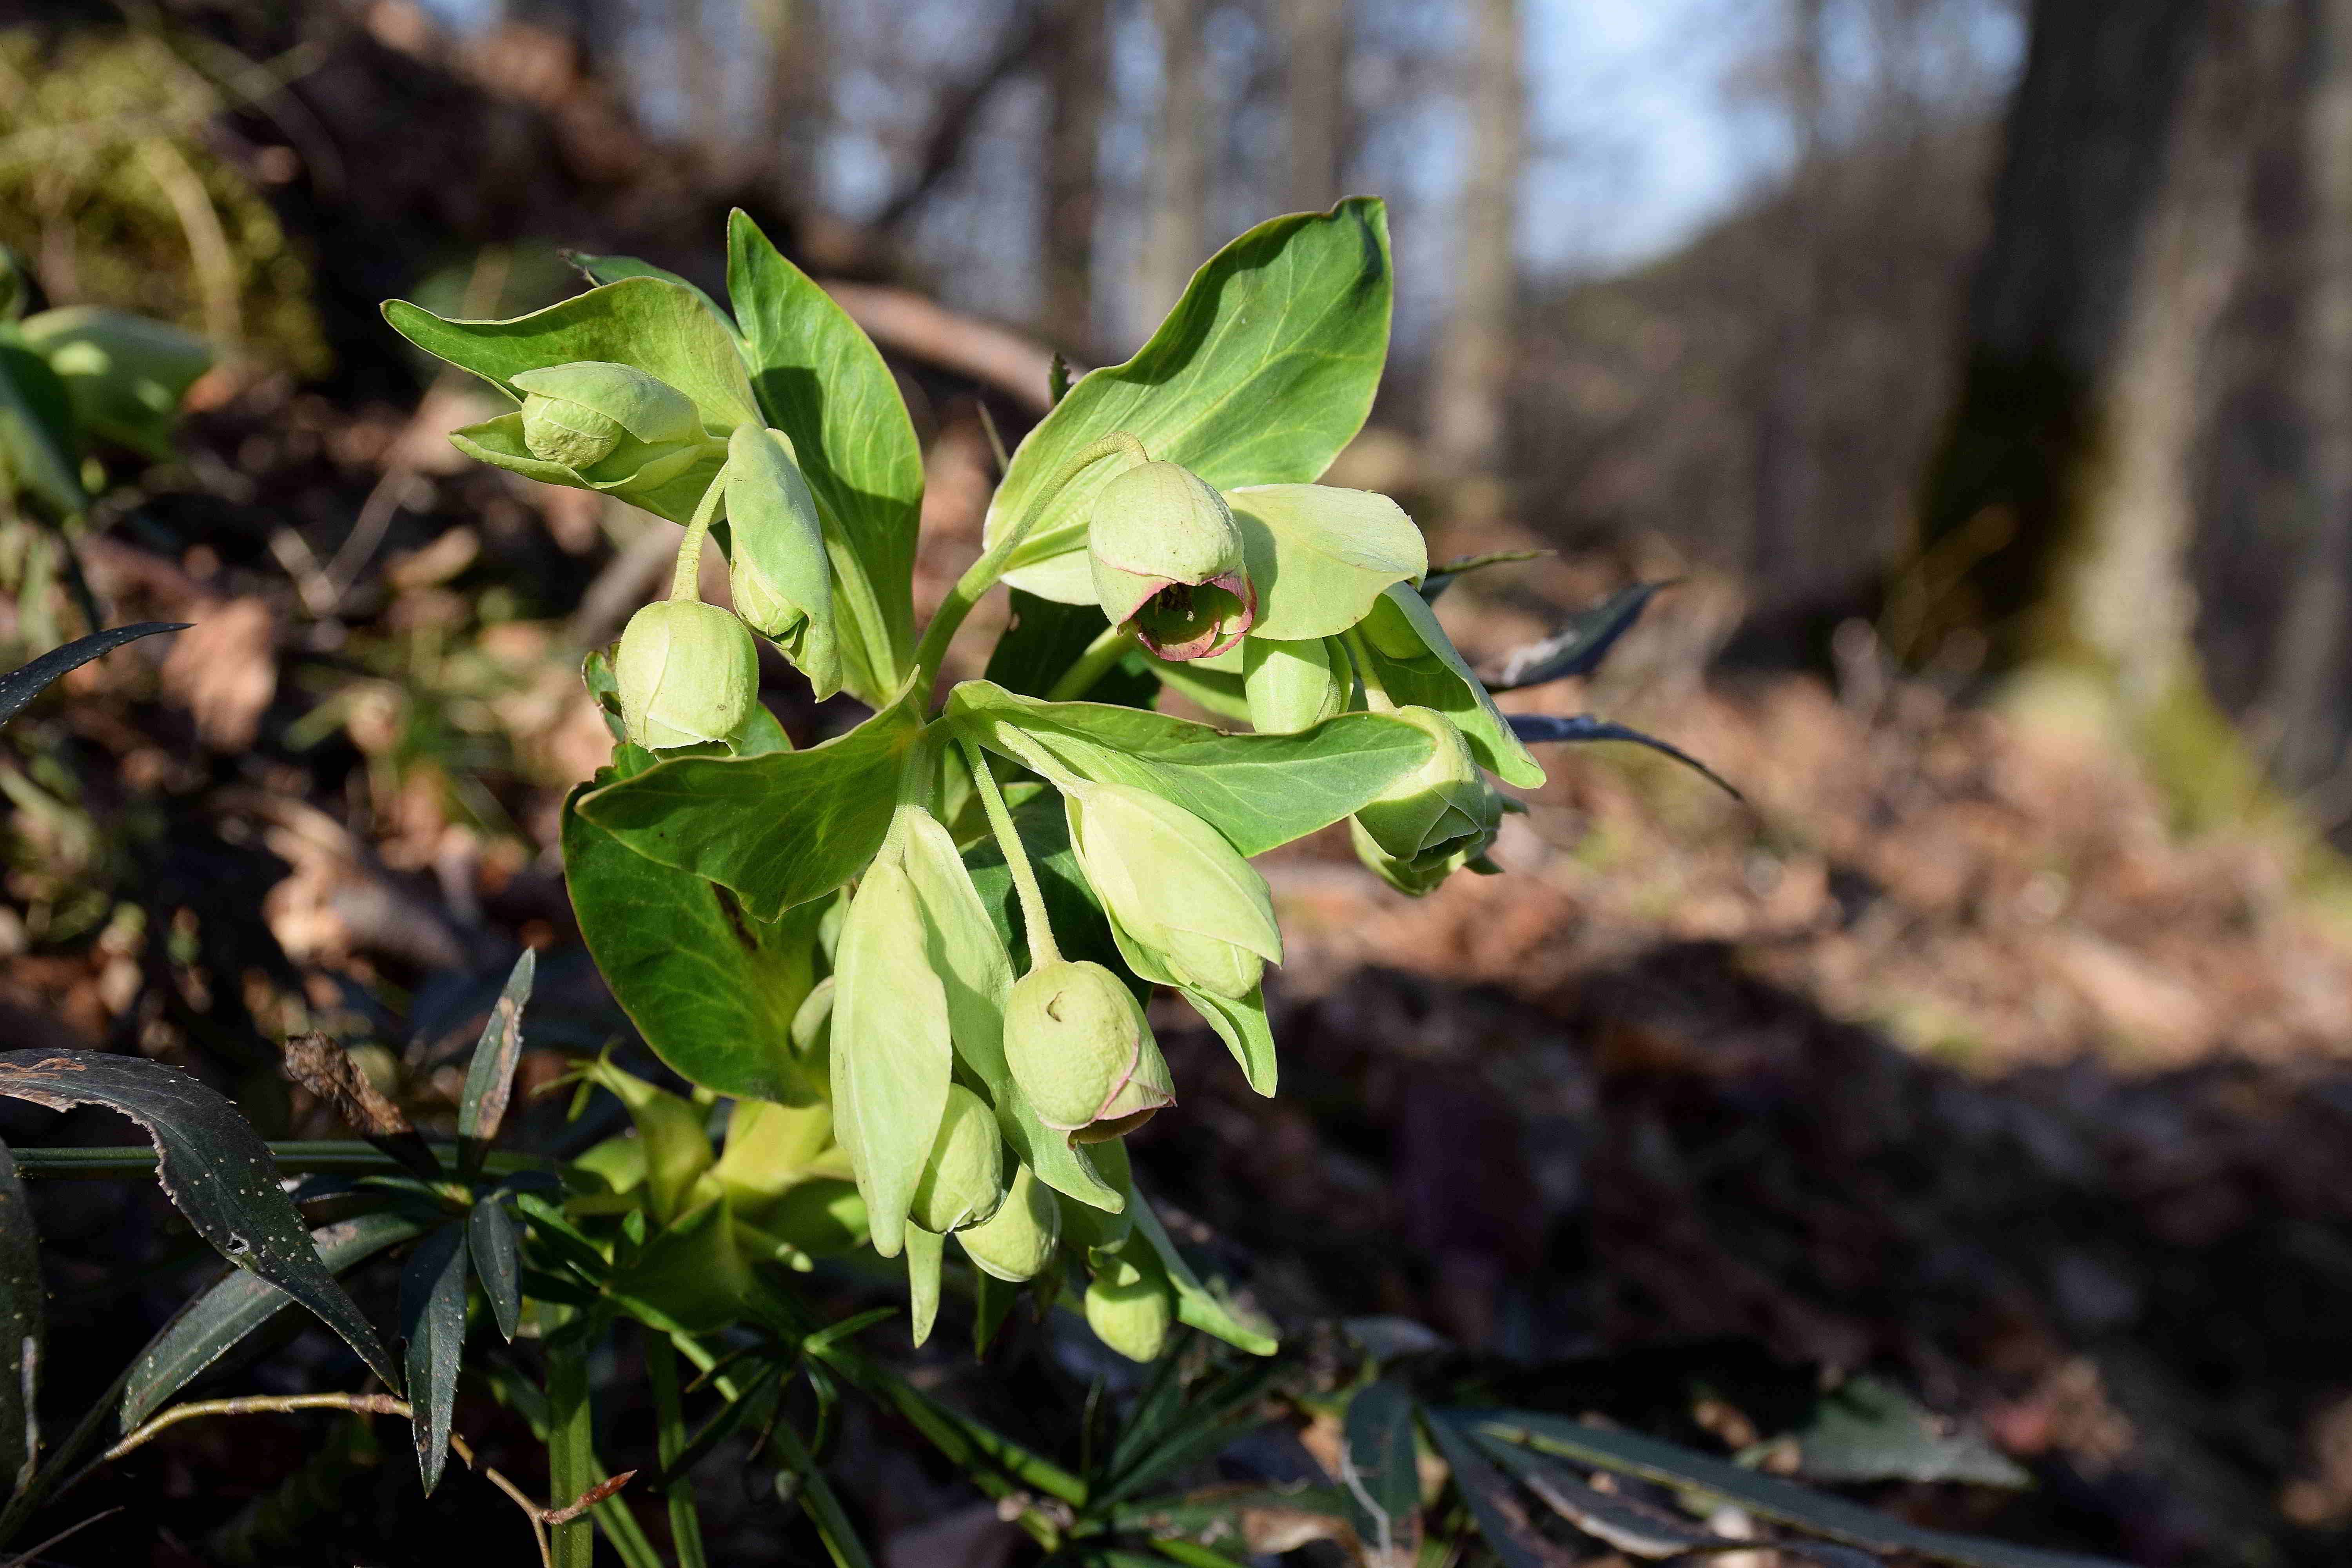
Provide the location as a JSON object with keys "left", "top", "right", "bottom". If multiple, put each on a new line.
{"left": 724, "top": 423, "right": 840, "bottom": 698}
{"left": 1063, "top": 780, "right": 1279, "bottom": 1000}
{"left": 1351, "top": 706, "right": 1504, "bottom": 896}
{"left": 1002, "top": 959, "right": 1174, "bottom": 1142}
{"left": 1225, "top": 484, "right": 1426, "bottom": 641}
{"left": 1088, "top": 459, "right": 1256, "bottom": 659}
{"left": 612, "top": 598, "right": 760, "bottom": 750}
{"left": 1352, "top": 585, "right": 1546, "bottom": 788}
{"left": 829, "top": 853, "right": 952, "bottom": 1259}
{"left": 955, "top": 1162, "right": 1060, "bottom": 1281}
{"left": 908, "top": 1083, "right": 1007, "bottom": 1233}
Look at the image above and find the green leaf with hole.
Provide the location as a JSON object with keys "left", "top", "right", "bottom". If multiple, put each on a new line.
{"left": 0, "top": 1051, "right": 399, "bottom": 1392}
{"left": 728, "top": 211, "right": 918, "bottom": 701}
{"left": 458, "top": 949, "right": 534, "bottom": 1172}
{"left": 946, "top": 680, "right": 1432, "bottom": 855}
{"left": 575, "top": 677, "right": 924, "bottom": 922}
{"left": 988, "top": 200, "right": 1392, "bottom": 602}
{"left": 1227, "top": 485, "right": 1426, "bottom": 640}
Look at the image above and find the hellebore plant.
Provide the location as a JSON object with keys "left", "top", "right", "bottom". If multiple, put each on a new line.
{"left": 376, "top": 199, "right": 1686, "bottom": 1367}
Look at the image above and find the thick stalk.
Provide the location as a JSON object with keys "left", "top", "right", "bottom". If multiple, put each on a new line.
{"left": 960, "top": 740, "right": 1060, "bottom": 969}
{"left": 1045, "top": 624, "right": 1139, "bottom": 701}
{"left": 1340, "top": 629, "right": 1397, "bottom": 711}
{"left": 911, "top": 432, "right": 1146, "bottom": 690}
{"left": 668, "top": 466, "right": 731, "bottom": 602}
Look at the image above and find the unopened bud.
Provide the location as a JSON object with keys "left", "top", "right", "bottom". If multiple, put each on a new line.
{"left": 1066, "top": 782, "right": 1279, "bottom": 1000}
{"left": 1088, "top": 461, "right": 1257, "bottom": 660}
{"left": 1085, "top": 1249, "right": 1175, "bottom": 1362}
{"left": 956, "top": 1163, "right": 1061, "bottom": 1281}
{"left": 1245, "top": 636, "right": 1349, "bottom": 732}
{"left": 1350, "top": 706, "right": 1503, "bottom": 896}
{"left": 1004, "top": 960, "right": 1174, "bottom": 1142}
{"left": 909, "top": 1084, "right": 1007, "bottom": 1233}
{"left": 613, "top": 598, "right": 760, "bottom": 750}
{"left": 516, "top": 361, "right": 703, "bottom": 469}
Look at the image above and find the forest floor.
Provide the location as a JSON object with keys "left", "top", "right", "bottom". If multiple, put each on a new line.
{"left": 6, "top": 373, "right": 2351, "bottom": 1567}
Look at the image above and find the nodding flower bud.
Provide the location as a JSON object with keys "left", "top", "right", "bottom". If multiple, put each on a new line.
{"left": 1085, "top": 1247, "right": 1175, "bottom": 1362}
{"left": 613, "top": 598, "right": 760, "bottom": 750}
{"left": 1088, "top": 461, "right": 1257, "bottom": 660}
{"left": 1244, "top": 636, "right": 1349, "bottom": 733}
{"left": 909, "top": 1084, "right": 1007, "bottom": 1234}
{"left": 1003, "top": 960, "right": 1174, "bottom": 1143}
{"left": 955, "top": 1163, "right": 1061, "bottom": 1281}
{"left": 513, "top": 361, "right": 708, "bottom": 477}
{"left": 1065, "top": 782, "right": 1279, "bottom": 1000}
{"left": 1350, "top": 706, "right": 1503, "bottom": 896}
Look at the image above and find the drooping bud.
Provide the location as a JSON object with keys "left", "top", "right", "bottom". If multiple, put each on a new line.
{"left": 612, "top": 598, "right": 760, "bottom": 750}
{"left": 724, "top": 425, "right": 841, "bottom": 698}
{"left": 1087, "top": 461, "right": 1256, "bottom": 660}
{"left": 1350, "top": 706, "right": 1503, "bottom": 897}
{"left": 1244, "top": 635, "right": 1350, "bottom": 733}
{"left": 909, "top": 1084, "right": 1007, "bottom": 1234}
{"left": 1064, "top": 782, "right": 1279, "bottom": 1000}
{"left": 1003, "top": 960, "right": 1174, "bottom": 1143}
{"left": 516, "top": 361, "right": 703, "bottom": 469}
{"left": 1085, "top": 1247, "right": 1175, "bottom": 1362}
{"left": 956, "top": 1163, "right": 1061, "bottom": 1281}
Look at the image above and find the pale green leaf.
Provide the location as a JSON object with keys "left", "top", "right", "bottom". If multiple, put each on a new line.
{"left": 989, "top": 201, "right": 1392, "bottom": 600}
{"left": 1227, "top": 485, "right": 1426, "bottom": 640}
{"left": 946, "top": 679, "right": 1433, "bottom": 854}
{"left": 1357, "top": 586, "right": 1544, "bottom": 788}
{"left": 727, "top": 212, "right": 918, "bottom": 702}
{"left": 575, "top": 677, "right": 924, "bottom": 921}
{"left": 383, "top": 276, "right": 759, "bottom": 431}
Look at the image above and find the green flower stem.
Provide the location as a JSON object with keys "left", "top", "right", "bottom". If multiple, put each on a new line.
{"left": 911, "top": 432, "right": 1147, "bottom": 695}
{"left": 959, "top": 739, "right": 1061, "bottom": 969}
{"left": 645, "top": 1331, "right": 708, "bottom": 1568}
{"left": 668, "top": 463, "right": 731, "bottom": 602}
{"left": 1341, "top": 628, "right": 1397, "bottom": 712}
{"left": 1045, "top": 623, "right": 1140, "bottom": 701}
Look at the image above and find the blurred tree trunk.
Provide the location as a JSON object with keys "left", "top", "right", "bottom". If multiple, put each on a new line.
{"left": 741, "top": 0, "right": 829, "bottom": 203}
{"left": 1427, "top": 0, "right": 1522, "bottom": 511}
{"left": 2266, "top": 0, "right": 2352, "bottom": 792}
{"left": 1141, "top": 0, "right": 1210, "bottom": 330}
{"left": 1281, "top": 0, "right": 1347, "bottom": 212}
{"left": 1752, "top": 0, "right": 1826, "bottom": 591}
{"left": 1910, "top": 0, "right": 2259, "bottom": 815}
{"left": 1042, "top": 0, "right": 1109, "bottom": 354}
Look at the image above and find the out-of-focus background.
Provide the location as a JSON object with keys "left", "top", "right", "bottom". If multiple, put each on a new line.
{"left": 9, "top": 0, "right": 2352, "bottom": 1563}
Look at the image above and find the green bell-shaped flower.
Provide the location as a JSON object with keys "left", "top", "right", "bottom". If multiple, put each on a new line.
{"left": 613, "top": 598, "right": 760, "bottom": 750}
{"left": 18, "top": 306, "right": 212, "bottom": 460}
{"left": 1350, "top": 706, "right": 1504, "bottom": 896}
{"left": 909, "top": 1084, "right": 1007, "bottom": 1233}
{"left": 1065, "top": 782, "right": 1279, "bottom": 1000}
{"left": 1055, "top": 1136, "right": 1134, "bottom": 1254}
{"left": 1085, "top": 1246, "right": 1175, "bottom": 1362}
{"left": 956, "top": 1162, "right": 1061, "bottom": 1281}
{"left": 1088, "top": 461, "right": 1257, "bottom": 660}
{"left": 724, "top": 425, "right": 840, "bottom": 697}
{"left": 1003, "top": 959, "right": 1174, "bottom": 1143}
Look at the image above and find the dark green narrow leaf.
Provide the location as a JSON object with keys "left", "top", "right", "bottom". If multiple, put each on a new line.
{"left": 122, "top": 1210, "right": 425, "bottom": 1429}
{"left": 1097, "top": 1362, "right": 1283, "bottom": 1508}
{"left": 468, "top": 1200, "right": 522, "bottom": 1342}
{"left": 641, "top": 1358, "right": 784, "bottom": 1491}
{"left": 1422, "top": 1411, "right": 1580, "bottom": 1568}
{"left": 769, "top": 1417, "right": 877, "bottom": 1568}
{"left": 545, "top": 1328, "right": 599, "bottom": 1568}
{"left": 459, "top": 949, "right": 535, "bottom": 1174}
{"left": 1487, "top": 583, "right": 1671, "bottom": 690}
{"left": 0, "top": 1051, "right": 399, "bottom": 1391}
{"left": 0, "top": 1138, "right": 38, "bottom": 1495}
{"left": 1419, "top": 550, "right": 1550, "bottom": 603}
{"left": 0, "top": 623, "right": 187, "bottom": 729}
{"left": 1468, "top": 1410, "right": 2129, "bottom": 1568}
{"left": 1505, "top": 714, "right": 1745, "bottom": 802}
{"left": 400, "top": 1223, "right": 470, "bottom": 1494}
{"left": 1475, "top": 1432, "right": 1720, "bottom": 1559}
{"left": 646, "top": 1331, "right": 710, "bottom": 1568}
{"left": 1341, "top": 1381, "right": 1422, "bottom": 1568}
